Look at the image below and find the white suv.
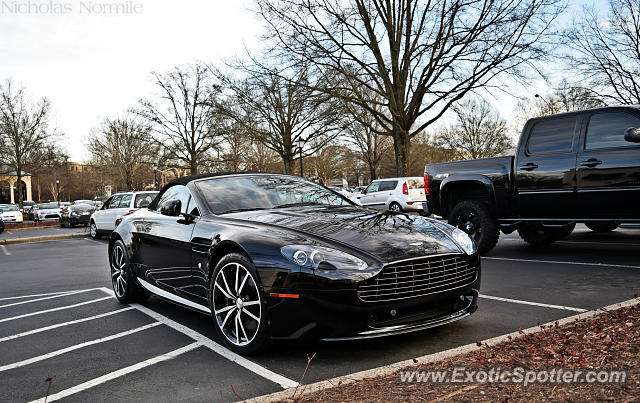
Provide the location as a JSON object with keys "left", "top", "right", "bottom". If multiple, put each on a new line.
{"left": 90, "top": 191, "right": 158, "bottom": 239}
{"left": 354, "top": 177, "right": 426, "bottom": 213}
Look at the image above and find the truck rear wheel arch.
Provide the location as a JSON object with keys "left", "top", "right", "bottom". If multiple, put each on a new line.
{"left": 440, "top": 177, "right": 496, "bottom": 218}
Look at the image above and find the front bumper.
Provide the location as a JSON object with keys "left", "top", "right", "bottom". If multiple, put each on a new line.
{"left": 266, "top": 273, "right": 480, "bottom": 340}
{"left": 70, "top": 215, "right": 91, "bottom": 225}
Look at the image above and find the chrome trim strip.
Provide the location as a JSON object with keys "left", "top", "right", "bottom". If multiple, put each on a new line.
{"left": 321, "top": 308, "right": 473, "bottom": 341}
{"left": 137, "top": 278, "right": 211, "bottom": 313}
{"left": 383, "top": 252, "right": 464, "bottom": 266}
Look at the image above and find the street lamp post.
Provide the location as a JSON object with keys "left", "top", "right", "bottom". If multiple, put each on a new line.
{"left": 152, "top": 163, "right": 158, "bottom": 190}
{"left": 295, "top": 137, "right": 306, "bottom": 177}
{"left": 55, "top": 178, "right": 60, "bottom": 207}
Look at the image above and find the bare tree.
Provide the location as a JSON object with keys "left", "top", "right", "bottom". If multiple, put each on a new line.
{"left": 0, "top": 79, "right": 57, "bottom": 206}
{"left": 217, "top": 61, "right": 345, "bottom": 175}
{"left": 310, "top": 144, "right": 345, "bottom": 185}
{"left": 137, "top": 63, "right": 221, "bottom": 174}
{"left": 435, "top": 98, "right": 513, "bottom": 160}
{"left": 514, "top": 79, "right": 605, "bottom": 131}
{"left": 257, "top": 0, "right": 563, "bottom": 175}
{"left": 565, "top": 0, "right": 640, "bottom": 104}
{"left": 343, "top": 99, "right": 391, "bottom": 181}
{"left": 88, "top": 115, "right": 158, "bottom": 190}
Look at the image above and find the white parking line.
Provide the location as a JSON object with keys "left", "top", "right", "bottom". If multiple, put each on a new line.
{"left": 0, "top": 289, "right": 94, "bottom": 309}
{"left": 130, "top": 302, "right": 299, "bottom": 389}
{"left": 0, "top": 307, "right": 135, "bottom": 342}
{"left": 0, "top": 288, "right": 99, "bottom": 301}
{"left": 483, "top": 256, "right": 640, "bottom": 269}
{"left": 0, "top": 296, "right": 112, "bottom": 323}
{"left": 28, "top": 342, "right": 201, "bottom": 403}
{"left": 1, "top": 245, "right": 10, "bottom": 256}
{"left": 502, "top": 238, "right": 640, "bottom": 247}
{"left": 479, "top": 294, "right": 587, "bottom": 312}
{"left": 0, "top": 322, "right": 161, "bottom": 372}
{"left": 97, "top": 288, "right": 298, "bottom": 389}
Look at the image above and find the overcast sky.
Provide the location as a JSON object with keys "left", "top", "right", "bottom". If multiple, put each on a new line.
{"left": 1, "top": 0, "right": 262, "bottom": 161}
{"left": 1, "top": 0, "right": 602, "bottom": 162}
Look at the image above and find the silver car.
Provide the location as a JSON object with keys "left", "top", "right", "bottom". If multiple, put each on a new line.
{"left": 354, "top": 177, "right": 426, "bottom": 213}
{"left": 90, "top": 191, "right": 158, "bottom": 239}
{"left": 34, "top": 202, "right": 61, "bottom": 221}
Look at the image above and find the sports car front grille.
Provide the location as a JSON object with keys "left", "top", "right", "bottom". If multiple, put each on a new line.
{"left": 357, "top": 254, "right": 477, "bottom": 302}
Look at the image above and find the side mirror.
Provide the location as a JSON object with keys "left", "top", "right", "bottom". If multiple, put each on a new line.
{"left": 624, "top": 127, "right": 640, "bottom": 143}
{"left": 160, "top": 199, "right": 181, "bottom": 216}
{"left": 361, "top": 189, "right": 367, "bottom": 195}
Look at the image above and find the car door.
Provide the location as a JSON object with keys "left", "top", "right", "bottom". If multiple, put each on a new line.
{"left": 515, "top": 115, "right": 580, "bottom": 218}
{"left": 137, "top": 185, "right": 198, "bottom": 299}
{"left": 96, "top": 195, "right": 121, "bottom": 230}
{"left": 576, "top": 109, "right": 640, "bottom": 218}
{"left": 378, "top": 180, "right": 398, "bottom": 207}
{"left": 358, "top": 182, "right": 381, "bottom": 206}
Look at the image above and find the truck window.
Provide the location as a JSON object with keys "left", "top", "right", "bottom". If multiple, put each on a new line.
{"left": 527, "top": 116, "right": 576, "bottom": 155}
{"left": 586, "top": 111, "right": 640, "bottom": 150}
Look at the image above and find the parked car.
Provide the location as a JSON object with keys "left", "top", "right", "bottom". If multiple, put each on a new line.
{"left": 424, "top": 105, "right": 640, "bottom": 253}
{"left": 90, "top": 191, "right": 158, "bottom": 239}
{"left": 354, "top": 177, "right": 426, "bottom": 213}
{"left": 21, "top": 200, "right": 36, "bottom": 219}
{"left": 0, "top": 204, "right": 24, "bottom": 223}
{"left": 59, "top": 203, "right": 97, "bottom": 228}
{"left": 34, "top": 202, "right": 62, "bottom": 221}
{"left": 108, "top": 173, "right": 479, "bottom": 354}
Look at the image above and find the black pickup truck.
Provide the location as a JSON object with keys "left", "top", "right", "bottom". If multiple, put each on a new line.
{"left": 423, "top": 105, "right": 640, "bottom": 253}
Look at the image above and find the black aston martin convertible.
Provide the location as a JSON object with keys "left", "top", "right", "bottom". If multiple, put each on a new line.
{"left": 109, "top": 173, "right": 480, "bottom": 354}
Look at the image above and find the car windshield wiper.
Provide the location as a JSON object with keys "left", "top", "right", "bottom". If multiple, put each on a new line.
{"left": 274, "top": 202, "right": 326, "bottom": 208}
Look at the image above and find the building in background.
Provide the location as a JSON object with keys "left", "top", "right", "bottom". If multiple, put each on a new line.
{"left": 0, "top": 171, "right": 32, "bottom": 204}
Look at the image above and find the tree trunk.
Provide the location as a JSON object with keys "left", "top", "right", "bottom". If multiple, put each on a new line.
{"left": 190, "top": 158, "right": 198, "bottom": 175}
{"left": 392, "top": 131, "right": 409, "bottom": 177}
{"left": 369, "top": 165, "right": 377, "bottom": 181}
{"left": 282, "top": 156, "right": 292, "bottom": 175}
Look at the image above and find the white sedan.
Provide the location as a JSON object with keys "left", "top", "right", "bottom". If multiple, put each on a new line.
{"left": 0, "top": 204, "right": 24, "bottom": 223}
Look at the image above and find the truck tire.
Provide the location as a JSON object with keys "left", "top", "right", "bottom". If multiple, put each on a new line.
{"left": 517, "top": 223, "right": 565, "bottom": 245}
{"left": 585, "top": 221, "right": 618, "bottom": 232}
{"left": 448, "top": 201, "right": 499, "bottom": 254}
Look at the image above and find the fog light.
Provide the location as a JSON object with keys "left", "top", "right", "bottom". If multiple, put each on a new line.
{"left": 390, "top": 309, "right": 396, "bottom": 316}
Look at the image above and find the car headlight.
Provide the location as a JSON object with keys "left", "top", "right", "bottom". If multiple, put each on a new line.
{"left": 281, "top": 245, "right": 368, "bottom": 271}
{"left": 430, "top": 220, "right": 477, "bottom": 255}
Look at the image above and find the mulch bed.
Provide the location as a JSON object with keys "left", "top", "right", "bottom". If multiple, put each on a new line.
{"left": 291, "top": 301, "right": 640, "bottom": 402}
{"left": 5, "top": 221, "right": 58, "bottom": 230}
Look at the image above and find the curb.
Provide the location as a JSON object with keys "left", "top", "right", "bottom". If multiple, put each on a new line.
{"left": 243, "top": 296, "right": 640, "bottom": 403}
{"left": 0, "top": 232, "right": 89, "bottom": 245}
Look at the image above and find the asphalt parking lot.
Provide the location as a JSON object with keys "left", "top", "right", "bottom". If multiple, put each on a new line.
{"left": 1, "top": 224, "right": 639, "bottom": 402}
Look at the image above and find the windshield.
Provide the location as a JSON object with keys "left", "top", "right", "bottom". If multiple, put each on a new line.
{"left": 195, "top": 175, "right": 352, "bottom": 214}
{"left": 39, "top": 203, "right": 58, "bottom": 209}
{"left": 73, "top": 200, "right": 92, "bottom": 204}
{"left": 0, "top": 205, "right": 19, "bottom": 212}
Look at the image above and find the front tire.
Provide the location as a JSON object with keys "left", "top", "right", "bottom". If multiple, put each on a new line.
{"left": 448, "top": 200, "right": 499, "bottom": 254}
{"left": 110, "top": 240, "right": 148, "bottom": 303}
{"left": 209, "top": 253, "right": 270, "bottom": 354}
{"left": 586, "top": 221, "right": 618, "bottom": 232}
{"left": 90, "top": 221, "right": 101, "bottom": 239}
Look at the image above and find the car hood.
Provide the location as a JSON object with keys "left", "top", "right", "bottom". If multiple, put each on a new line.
{"left": 223, "top": 205, "right": 462, "bottom": 263}
{"left": 1, "top": 211, "right": 21, "bottom": 216}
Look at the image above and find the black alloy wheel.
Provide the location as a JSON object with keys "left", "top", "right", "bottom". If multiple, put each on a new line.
{"left": 448, "top": 200, "right": 499, "bottom": 254}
